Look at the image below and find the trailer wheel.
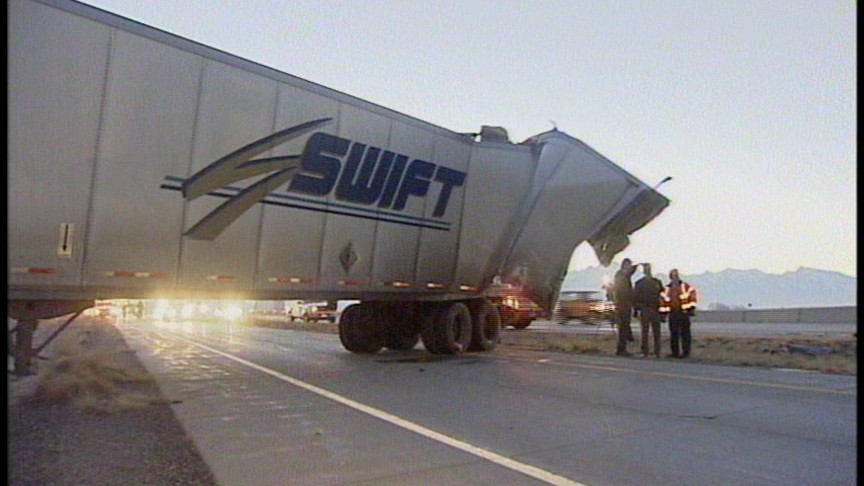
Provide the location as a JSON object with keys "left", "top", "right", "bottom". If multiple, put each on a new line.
{"left": 421, "top": 302, "right": 472, "bottom": 355}
{"left": 386, "top": 329, "right": 420, "bottom": 350}
{"left": 382, "top": 303, "right": 419, "bottom": 350}
{"left": 338, "top": 304, "right": 384, "bottom": 354}
{"left": 468, "top": 299, "right": 500, "bottom": 351}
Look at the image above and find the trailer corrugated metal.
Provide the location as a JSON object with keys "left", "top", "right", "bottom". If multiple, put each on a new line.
{"left": 9, "top": 0, "right": 669, "bottom": 359}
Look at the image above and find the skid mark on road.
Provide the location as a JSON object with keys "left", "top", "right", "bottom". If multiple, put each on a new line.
{"left": 166, "top": 333, "right": 590, "bottom": 486}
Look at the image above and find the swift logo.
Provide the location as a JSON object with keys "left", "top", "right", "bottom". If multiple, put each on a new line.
{"left": 162, "top": 119, "right": 467, "bottom": 240}
{"left": 292, "top": 132, "right": 466, "bottom": 217}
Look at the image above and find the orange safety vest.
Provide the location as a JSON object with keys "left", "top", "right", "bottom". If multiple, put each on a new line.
{"left": 659, "top": 281, "right": 697, "bottom": 313}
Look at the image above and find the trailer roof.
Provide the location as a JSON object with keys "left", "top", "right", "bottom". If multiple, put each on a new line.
{"left": 35, "top": 0, "right": 513, "bottom": 146}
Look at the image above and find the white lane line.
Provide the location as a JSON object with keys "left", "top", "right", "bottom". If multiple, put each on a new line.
{"left": 173, "top": 335, "right": 589, "bottom": 486}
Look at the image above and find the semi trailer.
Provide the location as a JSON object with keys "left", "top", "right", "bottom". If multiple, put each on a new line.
{"left": 9, "top": 0, "right": 670, "bottom": 370}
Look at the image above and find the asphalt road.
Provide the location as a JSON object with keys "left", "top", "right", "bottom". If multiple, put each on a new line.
{"left": 526, "top": 318, "right": 857, "bottom": 337}
{"left": 116, "top": 317, "right": 856, "bottom": 486}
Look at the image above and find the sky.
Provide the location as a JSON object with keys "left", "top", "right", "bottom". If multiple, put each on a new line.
{"left": 79, "top": 0, "right": 857, "bottom": 278}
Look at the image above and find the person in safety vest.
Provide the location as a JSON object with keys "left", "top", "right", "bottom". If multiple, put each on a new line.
{"left": 659, "top": 268, "right": 698, "bottom": 358}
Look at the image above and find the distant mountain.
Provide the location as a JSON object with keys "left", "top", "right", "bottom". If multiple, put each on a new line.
{"left": 562, "top": 264, "right": 856, "bottom": 309}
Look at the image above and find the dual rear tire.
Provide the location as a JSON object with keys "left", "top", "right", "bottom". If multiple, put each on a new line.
{"left": 338, "top": 299, "right": 501, "bottom": 355}
{"left": 420, "top": 302, "right": 472, "bottom": 354}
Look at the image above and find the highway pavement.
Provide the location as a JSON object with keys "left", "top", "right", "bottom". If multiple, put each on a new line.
{"left": 526, "top": 318, "right": 856, "bottom": 337}
{"left": 115, "top": 317, "right": 856, "bottom": 486}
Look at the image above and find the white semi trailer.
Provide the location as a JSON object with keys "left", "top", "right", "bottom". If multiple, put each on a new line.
{"left": 9, "top": 0, "right": 670, "bottom": 368}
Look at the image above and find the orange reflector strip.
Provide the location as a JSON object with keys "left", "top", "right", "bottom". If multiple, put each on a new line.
{"left": 426, "top": 282, "right": 445, "bottom": 289}
{"left": 337, "top": 280, "right": 364, "bottom": 286}
{"left": 11, "top": 267, "right": 57, "bottom": 274}
{"left": 206, "top": 275, "right": 236, "bottom": 281}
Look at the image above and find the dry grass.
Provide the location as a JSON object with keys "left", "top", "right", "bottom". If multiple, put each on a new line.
{"left": 543, "top": 332, "right": 857, "bottom": 375}
{"left": 33, "top": 319, "right": 159, "bottom": 413}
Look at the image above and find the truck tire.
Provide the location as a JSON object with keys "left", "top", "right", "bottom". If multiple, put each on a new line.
{"left": 338, "top": 304, "right": 384, "bottom": 353}
{"left": 420, "top": 302, "right": 472, "bottom": 355}
{"left": 379, "top": 302, "right": 415, "bottom": 350}
{"left": 468, "top": 299, "right": 500, "bottom": 351}
{"left": 385, "top": 329, "right": 420, "bottom": 350}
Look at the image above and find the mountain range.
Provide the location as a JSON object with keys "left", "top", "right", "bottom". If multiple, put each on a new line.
{"left": 561, "top": 264, "right": 857, "bottom": 309}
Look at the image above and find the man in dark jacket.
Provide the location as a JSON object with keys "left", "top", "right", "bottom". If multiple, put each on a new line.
{"left": 613, "top": 258, "right": 638, "bottom": 356}
{"left": 633, "top": 263, "right": 665, "bottom": 358}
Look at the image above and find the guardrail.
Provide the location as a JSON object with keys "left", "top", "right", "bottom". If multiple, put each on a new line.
{"left": 692, "top": 306, "right": 856, "bottom": 324}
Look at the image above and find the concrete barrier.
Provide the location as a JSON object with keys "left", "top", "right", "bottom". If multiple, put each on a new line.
{"left": 693, "top": 306, "right": 856, "bottom": 324}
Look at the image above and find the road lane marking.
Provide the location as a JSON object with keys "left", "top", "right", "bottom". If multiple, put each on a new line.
{"left": 169, "top": 334, "right": 590, "bottom": 486}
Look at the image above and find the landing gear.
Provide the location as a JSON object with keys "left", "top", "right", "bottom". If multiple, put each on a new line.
{"left": 7, "top": 299, "right": 93, "bottom": 375}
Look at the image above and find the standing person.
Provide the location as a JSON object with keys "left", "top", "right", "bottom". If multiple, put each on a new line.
{"left": 612, "top": 258, "right": 639, "bottom": 356}
{"left": 633, "top": 263, "right": 665, "bottom": 358}
{"left": 660, "top": 269, "right": 698, "bottom": 358}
